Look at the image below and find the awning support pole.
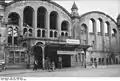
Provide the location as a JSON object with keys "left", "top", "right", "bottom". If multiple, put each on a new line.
{"left": 84, "top": 49, "right": 87, "bottom": 68}
{"left": 42, "top": 46, "right": 45, "bottom": 70}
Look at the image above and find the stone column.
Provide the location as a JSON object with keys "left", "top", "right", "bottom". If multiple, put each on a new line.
{"left": 19, "top": 10, "right": 23, "bottom": 36}
{"left": 57, "top": 14, "right": 61, "bottom": 37}
{"left": 42, "top": 45, "right": 45, "bottom": 69}
{"left": 93, "top": 20, "right": 97, "bottom": 49}
{"left": 109, "top": 24, "right": 112, "bottom": 52}
{"left": 101, "top": 20, "right": 105, "bottom": 51}
{"left": 46, "top": 11, "right": 50, "bottom": 38}
{"left": 33, "top": 9, "right": 37, "bottom": 37}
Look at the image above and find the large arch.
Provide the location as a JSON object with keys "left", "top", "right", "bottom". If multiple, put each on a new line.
{"left": 50, "top": 11, "right": 58, "bottom": 30}
{"left": 8, "top": 12, "right": 20, "bottom": 25}
{"left": 37, "top": 7, "right": 47, "bottom": 28}
{"left": 23, "top": 6, "right": 34, "bottom": 27}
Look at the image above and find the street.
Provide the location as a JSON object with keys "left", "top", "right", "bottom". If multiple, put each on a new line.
{"left": 0, "top": 65, "right": 120, "bottom": 77}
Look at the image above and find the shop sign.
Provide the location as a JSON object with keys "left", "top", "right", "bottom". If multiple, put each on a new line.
{"left": 57, "top": 50, "right": 77, "bottom": 55}
{"left": 66, "top": 39, "right": 80, "bottom": 44}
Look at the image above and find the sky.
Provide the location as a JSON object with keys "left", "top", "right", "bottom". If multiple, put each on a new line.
{"left": 5, "top": 0, "right": 120, "bottom": 21}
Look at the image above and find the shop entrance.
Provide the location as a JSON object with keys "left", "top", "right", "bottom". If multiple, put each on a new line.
{"left": 45, "top": 46, "right": 58, "bottom": 68}
{"left": 62, "top": 55, "right": 71, "bottom": 67}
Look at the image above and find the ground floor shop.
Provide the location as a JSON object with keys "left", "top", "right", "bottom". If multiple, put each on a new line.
{"left": 3, "top": 39, "right": 120, "bottom": 69}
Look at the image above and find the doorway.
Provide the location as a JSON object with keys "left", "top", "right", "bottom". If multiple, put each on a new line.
{"left": 33, "top": 45, "right": 43, "bottom": 68}
{"left": 45, "top": 46, "right": 58, "bottom": 68}
{"left": 62, "top": 55, "right": 71, "bottom": 67}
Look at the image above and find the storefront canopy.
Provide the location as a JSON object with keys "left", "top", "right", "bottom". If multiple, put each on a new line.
{"left": 46, "top": 42, "right": 91, "bottom": 51}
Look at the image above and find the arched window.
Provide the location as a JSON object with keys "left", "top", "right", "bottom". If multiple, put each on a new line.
{"left": 37, "top": 7, "right": 47, "bottom": 28}
{"left": 97, "top": 18, "right": 102, "bottom": 33}
{"left": 112, "top": 29, "right": 117, "bottom": 37}
{"left": 37, "top": 30, "right": 41, "bottom": 37}
{"left": 8, "top": 12, "right": 20, "bottom": 25}
{"left": 8, "top": 27, "right": 13, "bottom": 45}
{"left": 13, "top": 27, "right": 18, "bottom": 45}
{"left": 61, "top": 32, "right": 64, "bottom": 36}
{"left": 54, "top": 31, "right": 57, "bottom": 37}
{"left": 89, "top": 19, "right": 95, "bottom": 33}
{"left": 50, "top": 31, "right": 53, "bottom": 37}
{"left": 22, "top": 43, "right": 27, "bottom": 47}
{"left": 65, "top": 32, "right": 68, "bottom": 36}
{"left": 42, "top": 30, "right": 45, "bottom": 37}
{"left": 29, "top": 29, "right": 32, "bottom": 36}
{"left": 81, "top": 24, "right": 87, "bottom": 34}
{"left": 8, "top": 27, "right": 13, "bottom": 36}
{"left": 61, "top": 21, "right": 69, "bottom": 31}
{"left": 50, "top": 11, "right": 58, "bottom": 30}
{"left": 23, "top": 6, "right": 34, "bottom": 27}
{"left": 104, "top": 21, "right": 110, "bottom": 35}
{"left": 23, "top": 28, "right": 27, "bottom": 35}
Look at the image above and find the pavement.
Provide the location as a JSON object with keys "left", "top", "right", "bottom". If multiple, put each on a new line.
{"left": 0, "top": 64, "right": 120, "bottom": 77}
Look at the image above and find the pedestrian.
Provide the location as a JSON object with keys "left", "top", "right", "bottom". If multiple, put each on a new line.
{"left": 92, "top": 61, "right": 95, "bottom": 68}
{"left": 33, "top": 60, "right": 38, "bottom": 71}
{"left": 51, "top": 61, "right": 55, "bottom": 71}
{"left": 94, "top": 58, "right": 97, "bottom": 68}
{"left": 58, "top": 56, "right": 62, "bottom": 69}
{"left": 48, "top": 59, "right": 52, "bottom": 72}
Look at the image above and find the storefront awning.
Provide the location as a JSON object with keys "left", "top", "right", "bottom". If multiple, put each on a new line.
{"left": 46, "top": 42, "right": 91, "bottom": 50}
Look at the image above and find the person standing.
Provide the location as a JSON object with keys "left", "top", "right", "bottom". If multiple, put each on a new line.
{"left": 33, "top": 60, "right": 38, "bottom": 71}
{"left": 94, "top": 58, "right": 97, "bottom": 68}
{"left": 51, "top": 61, "right": 55, "bottom": 71}
{"left": 58, "top": 56, "right": 62, "bottom": 69}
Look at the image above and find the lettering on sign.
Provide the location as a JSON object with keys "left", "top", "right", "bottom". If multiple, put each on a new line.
{"left": 66, "top": 39, "right": 80, "bottom": 44}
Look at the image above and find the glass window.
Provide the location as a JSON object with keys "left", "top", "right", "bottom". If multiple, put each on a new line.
{"left": 9, "top": 58, "right": 14, "bottom": 64}
{"left": 15, "top": 58, "right": 20, "bottom": 63}
{"left": 21, "top": 58, "right": 25, "bottom": 63}
{"left": 15, "top": 51, "right": 20, "bottom": 57}
{"left": 21, "top": 53, "right": 25, "bottom": 58}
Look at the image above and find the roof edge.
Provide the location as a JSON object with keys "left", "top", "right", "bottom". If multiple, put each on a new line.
{"left": 80, "top": 11, "right": 117, "bottom": 26}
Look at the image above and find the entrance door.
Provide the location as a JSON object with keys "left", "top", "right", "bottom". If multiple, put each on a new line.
{"left": 62, "top": 55, "right": 71, "bottom": 67}
{"left": 45, "top": 46, "right": 58, "bottom": 68}
{"left": 33, "top": 45, "right": 43, "bottom": 68}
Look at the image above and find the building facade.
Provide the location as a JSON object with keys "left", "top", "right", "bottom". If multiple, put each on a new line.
{"left": 0, "top": 0, "right": 120, "bottom": 69}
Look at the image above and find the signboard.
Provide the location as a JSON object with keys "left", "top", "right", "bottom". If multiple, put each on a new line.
{"left": 57, "top": 50, "right": 77, "bottom": 55}
{"left": 66, "top": 39, "right": 80, "bottom": 44}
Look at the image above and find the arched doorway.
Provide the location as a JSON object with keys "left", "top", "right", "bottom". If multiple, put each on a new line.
{"left": 32, "top": 42, "right": 43, "bottom": 68}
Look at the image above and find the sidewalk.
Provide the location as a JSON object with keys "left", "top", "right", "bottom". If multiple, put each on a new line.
{"left": 0, "top": 64, "right": 120, "bottom": 76}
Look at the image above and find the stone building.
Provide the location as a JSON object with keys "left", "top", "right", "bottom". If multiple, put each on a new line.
{"left": 0, "top": 0, "right": 120, "bottom": 69}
